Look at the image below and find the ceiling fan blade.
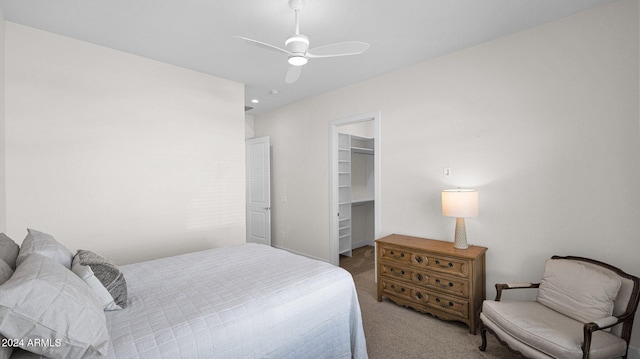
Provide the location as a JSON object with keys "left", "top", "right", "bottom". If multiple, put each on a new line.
{"left": 285, "top": 65, "right": 302, "bottom": 84}
{"left": 234, "top": 36, "right": 291, "bottom": 55}
{"left": 306, "top": 41, "right": 370, "bottom": 58}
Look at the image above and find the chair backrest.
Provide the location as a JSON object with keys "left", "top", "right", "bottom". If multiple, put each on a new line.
{"left": 551, "top": 255, "right": 640, "bottom": 340}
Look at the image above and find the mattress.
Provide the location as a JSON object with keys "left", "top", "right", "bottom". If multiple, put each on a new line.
{"left": 101, "top": 243, "right": 368, "bottom": 359}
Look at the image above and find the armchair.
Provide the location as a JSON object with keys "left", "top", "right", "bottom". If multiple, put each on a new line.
{"left": 479, "top": 255, "right": 640, "bottom": 359}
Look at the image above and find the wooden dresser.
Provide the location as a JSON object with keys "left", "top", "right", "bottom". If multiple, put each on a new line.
{"left": 376, "top": 234, "right": 487, "bottom": 334}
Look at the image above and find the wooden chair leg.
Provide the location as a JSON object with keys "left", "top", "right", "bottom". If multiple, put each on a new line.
{"left": 479, "top": 322, "right": 488, "bottom": 351}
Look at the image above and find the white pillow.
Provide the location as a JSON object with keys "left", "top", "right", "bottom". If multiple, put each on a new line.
{"left": 0, "top": 254, "right": 109, "bottom": 358}
{"left": 536, "top": 258, "right": 622, "bottom": 323}
{"left": 16, "top": 229, "right": 73, "bottom": 269}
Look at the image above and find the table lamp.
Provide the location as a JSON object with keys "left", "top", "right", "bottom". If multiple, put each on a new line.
{"left": 442, "top": 189, "right": 478, "bottom": 249}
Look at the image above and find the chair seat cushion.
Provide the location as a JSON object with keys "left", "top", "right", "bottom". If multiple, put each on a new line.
{"left": 482, "top": 300, "right": 627, "bottom": 359}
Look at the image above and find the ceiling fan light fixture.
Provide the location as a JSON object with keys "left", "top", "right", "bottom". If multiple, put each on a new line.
{"left": 288, "top": 55, "right": 308, "bottom": 66}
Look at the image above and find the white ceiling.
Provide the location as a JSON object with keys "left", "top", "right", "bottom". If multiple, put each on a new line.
{"left": 0, "top": 0, "right": 616, "bottom": 115}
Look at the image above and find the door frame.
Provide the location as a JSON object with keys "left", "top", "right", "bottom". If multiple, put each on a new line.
{"left": 328, "top": 111, "right": 381, "bottom": 266}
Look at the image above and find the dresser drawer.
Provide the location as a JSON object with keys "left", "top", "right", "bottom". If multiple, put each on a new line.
{"left": 430, "top": 292, "right": 468, "bottom": 319}
{"left": 411, "top": 252, "right": 469, "bottom": 278}
{"left": 380, "top": 262, "right": 469, "bottom": 298}
{"left": 379, "top": 246, "right": 412, "bottom": 265}
{"left": 380, "top": 262, "right": 429, "bottom": 287}
{"left": 379, "top": 279, "right": 429, "bottom": 304}
{"left": 426, "top": 273, "right": 469, "bottom": 298}
{"left": 380, "top": 279, "right": 469, "bottom": 319}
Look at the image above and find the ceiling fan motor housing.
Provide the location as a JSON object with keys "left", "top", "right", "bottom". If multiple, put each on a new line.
{"left": 285, "top": 34, "right": 309, "bottom": 54}
{"left": 288, "top": 0, "right": 306, "bottom": 11}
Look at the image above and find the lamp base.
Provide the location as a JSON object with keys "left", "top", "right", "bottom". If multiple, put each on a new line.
{"left": 453, "top": 217, "right": 468, "bottom": 249}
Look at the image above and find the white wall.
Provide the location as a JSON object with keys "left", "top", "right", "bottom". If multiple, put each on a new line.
{"left": 4, "top": 23, "right": 246, "bottom": 264}
{"left": 245, "top": 114, "right": 255, "bottom": 139}
{"left": 255, "top": 0, "right": 640, "bottom": 348}
{"left": 0, "top": 10, "right": 5, "bottom": 232}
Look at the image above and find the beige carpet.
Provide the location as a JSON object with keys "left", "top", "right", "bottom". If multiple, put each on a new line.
{"left": 340, "top": 246, "right": 376, "bottom": 276}
{"left": 343, "top": 247, "right": 519, "bottom": 359}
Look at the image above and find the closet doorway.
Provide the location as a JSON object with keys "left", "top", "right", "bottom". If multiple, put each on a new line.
{"left": 329, "top": 112, "right": 380, "bottom": 266}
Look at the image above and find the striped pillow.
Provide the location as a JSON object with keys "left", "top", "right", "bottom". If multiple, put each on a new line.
{"left": 72, "top": 250, "right": 128, "bottom": 310}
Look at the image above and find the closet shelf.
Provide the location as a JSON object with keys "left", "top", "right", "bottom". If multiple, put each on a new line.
{"left": 351, "top": 198, "right": 374, "bottom": 205}
{"left": 338, "top": 133, "right": 374, "bottom": 258}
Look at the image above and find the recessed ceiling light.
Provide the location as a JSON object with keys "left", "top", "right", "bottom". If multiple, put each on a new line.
{"left": 251, "top": 99, "right": 259, "bottom": 104}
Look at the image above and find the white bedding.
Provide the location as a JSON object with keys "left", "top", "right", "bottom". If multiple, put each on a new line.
{"left": 101, "top": 243, "right": 367, "bottom": 359}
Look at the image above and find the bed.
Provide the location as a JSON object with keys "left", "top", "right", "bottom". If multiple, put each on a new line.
{"left": 0, "top": 230, "right": 368, "bottom": 359}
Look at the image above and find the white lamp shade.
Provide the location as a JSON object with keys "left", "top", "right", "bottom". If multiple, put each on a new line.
{"left": 442, "top": 189, "right": 478, "bottom": 218}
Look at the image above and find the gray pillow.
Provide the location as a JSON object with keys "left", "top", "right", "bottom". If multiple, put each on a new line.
{"left": 74, "top": 249, "right": 127, "bottom": 309}
{"left": 16, "top": 229, "right": 73, "bottom": 269}
{"left": 0, "top": 339, "right": 13, "bottom": 359}
{"left": 0, "top": 254, "right": 109, "bottom": 359}
{"left": 5, "top": 349, "right": 45, "bottom": 358}
{"left": 0, "top": 260, "right": 13, "bottom": 286}
{"left": 0, "top": 233, "right": 19, "bottom": 269}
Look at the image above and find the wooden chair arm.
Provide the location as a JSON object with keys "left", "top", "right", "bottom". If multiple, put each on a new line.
{"left": 582, "top": 313, "right": 634, "bottom": 359}
{"left": 494, "top": 282, "right": 540, "bottom": 301}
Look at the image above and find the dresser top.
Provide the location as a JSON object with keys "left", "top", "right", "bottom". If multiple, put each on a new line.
{"left": 376, "top": 234, "right": 487, "bottom": 259}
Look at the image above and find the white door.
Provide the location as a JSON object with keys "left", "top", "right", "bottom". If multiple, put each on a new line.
{"left": 246, "top": 136, "right": 271, "bottom": 245}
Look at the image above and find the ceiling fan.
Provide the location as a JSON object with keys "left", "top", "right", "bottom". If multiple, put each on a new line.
{"left": 235, "top": 0, "right": 370, "bottom": 84}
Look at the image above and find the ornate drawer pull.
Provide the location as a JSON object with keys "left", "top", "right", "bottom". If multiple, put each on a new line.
{"left": 390, "top": 284, "right": 405, "bottom": 293}
{"left": 415, "top": 256, "right": 423, "bottom": 263}
{"left": 415, "top": 273, "right": 423, "bottom": 281}
{"left": 435, "top": 298, "right": 454, "bottom": 307}
{"left": 391, "top": 268, "right": 405, "bottom": 276}
{"left": 435, "top": 259, "right": 454, "bottom": 268}
{"left": 435, "top": 279, "right": 454, "bottom": 288}
{"left": 390, "top": 251, "right": 405, "bottom": 258}
{"left": 415, "top": 292, "right": 423, "bottom": 300}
